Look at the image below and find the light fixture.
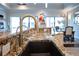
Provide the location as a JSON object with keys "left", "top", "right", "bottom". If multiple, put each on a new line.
{"left": 17, "top": 3, "right": 27, "bottom": 5}
{"left": 45, "top": 3, "right": 48, "bottom": 8}
{"left": 17, "top": 3, "right": 29, "bottom": 10}
{"left": 75, "top": 12, "right": 79, "bottom": 14}
{"left": 34, "top": 3, "right": 37, "bottom": 5}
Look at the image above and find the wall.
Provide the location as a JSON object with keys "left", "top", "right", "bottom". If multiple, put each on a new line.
{"left": 0, "top": 5, "right": 8, "bottom": 32}
{"left": 68, "top": 7, "right": 79, "bottom": 40}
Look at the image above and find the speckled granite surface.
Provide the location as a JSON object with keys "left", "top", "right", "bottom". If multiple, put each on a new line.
{"left": 53, "top": 33, "right": 79, "bottom": 56}
{"left": 1, "top": 32, "right": 79, "bottom": 56}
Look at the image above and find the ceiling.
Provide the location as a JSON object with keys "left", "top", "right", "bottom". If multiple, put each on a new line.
{"left": 0, "top": 3, "right": 79, "bottom": 16}
{"left": 5, "top": 3, "right": 64, "bottom": 10}
{"left": 1, "top": 3, "right": 79, "bottom": 11}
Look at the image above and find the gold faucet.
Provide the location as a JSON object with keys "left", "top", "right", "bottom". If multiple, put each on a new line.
{"left": 19, "top": 14, "right": 39, "bottom": 46}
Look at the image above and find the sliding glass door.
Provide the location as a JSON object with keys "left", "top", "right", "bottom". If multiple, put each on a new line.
{"left": 49, "top": 17, "right": 55, "bottom": 35}
{"left": 44, "top": 16, "right": 65, "bottom": 35}
{"left": 54, "top": 17, "right": 65, "bottom": 34}
{"left": 10, "top": 17, "right": 20, "bottom": 33}
{"left": 10, "top": 16, "right": 37, "bottom": 33}
{"left": 10, "top": 16, "right": 65, "bottom": 34}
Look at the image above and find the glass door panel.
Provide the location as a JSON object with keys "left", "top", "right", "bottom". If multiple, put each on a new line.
{"left": 30, "top": 17, "right": 35, "bottom": 29}
{"left": 55, "top": 17, "right": 65, "bottom": 34}
{"left": 23, "top": 17, "right": 29, "bottom": 31}
{"left": 44, "top": 17, "right": 55, "bottom": 35}
{"left": 10, "top": 17, "right": 20, "bottom": 33}
{"left": 45, "top": 17, "right": 50, "bottom": 28}
{"left": 50, "top": 17, "right": 55, "bottom": 35}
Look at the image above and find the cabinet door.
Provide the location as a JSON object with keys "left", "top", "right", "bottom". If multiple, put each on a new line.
{"left": 2, "top": 42, "right": 10, "bottom": 56}
{"left": 0, "top": 45, "right": 2, "bottom": 56}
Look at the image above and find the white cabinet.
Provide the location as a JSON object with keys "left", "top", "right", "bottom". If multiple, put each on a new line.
{"left": 0, "top": 42, "right": 10, "bottom": 56}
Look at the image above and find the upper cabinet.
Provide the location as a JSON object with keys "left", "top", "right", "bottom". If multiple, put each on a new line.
{"left": 0, "top": 8, "right": 6, "bottom": 19}
{"left": 0, "top": 4, "right": 9, "bottom": 20}
{"left": 0, "top": 4, "right": 7, "bottom": 32}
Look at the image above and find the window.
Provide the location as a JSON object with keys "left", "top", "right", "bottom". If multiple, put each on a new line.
{"left": 39, "top": 16, "right": 65, "bottom": 35}
{"left": 44, "top": 17, "right": 50, "bottom": 27}
{"left": 10, "top": 17, "right": 20, "bottom": 33}
{"left": 44, "top": 16, "right": 65, "bottom": 34}
{"left": 49, "top": 17, "right": 55, "bottom": 35}
{"left": 10, "top": 16, "right": 37, "bottom": 33}
{"left": 10, "top": 17, "right": 29, "bottom": 33}
{"left": 30, "top": 17, "right": 35, "bottom": 28}
{"left": 23, "top": 17, "right": 29, "bottom": 30}
{"left": 44, "top": 17, "right": 54, "bottom": 28}
{"left": 75, "top": 16, "right": 79, "bottom": 25}
{"left": 55, "top": 17, "right": 64, "bottom": 29}
{"left": 49, "top": 17, "right": 54, "bottom": 27}
{"left": 10, "top": 16, "right": 65, "bottom": 35}
{"left": 55, "top": 17, "right": 65, "bottom": 34}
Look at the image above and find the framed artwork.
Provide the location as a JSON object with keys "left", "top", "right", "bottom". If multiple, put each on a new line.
{"left": 74, "top": 16, "right": 79, "bottom": 25}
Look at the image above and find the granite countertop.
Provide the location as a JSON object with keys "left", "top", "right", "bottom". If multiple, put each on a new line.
{"left": 0, "top": 32, "right": 19, "bottom": 39}
{"left": 1, "top": 32, "right": 79, "bottom": 56}
{"left": 26, "top": 33, "right": 79, "bottom": 56}
{"left": 53, "top": 33, "right": 79, "bottom": 56}
{"left": 26, "top": 33, "right": 53, "bottom": 41}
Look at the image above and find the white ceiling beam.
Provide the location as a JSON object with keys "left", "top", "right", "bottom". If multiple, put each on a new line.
{"left": 1, "top": 3, "right": 10, "bottom": 9}
{"left": 63, "top": 4, "right": 79, "bottom": 12}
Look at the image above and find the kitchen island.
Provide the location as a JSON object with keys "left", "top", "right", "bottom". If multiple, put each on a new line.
{"left": 0, "top": 32, "right": 79, "bottom": 56}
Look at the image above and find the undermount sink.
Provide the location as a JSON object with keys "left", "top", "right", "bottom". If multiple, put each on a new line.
{"left": 21, "top": 40, "right": 64, "bottom": 56}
